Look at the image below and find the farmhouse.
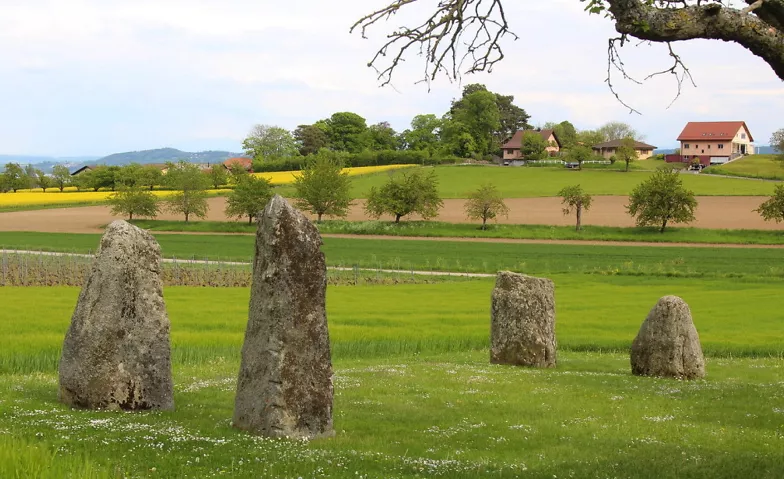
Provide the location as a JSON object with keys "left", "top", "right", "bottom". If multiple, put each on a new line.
{"left": 592, "top": 139, "right": 657, "bottom": 160}
{"left": 501, "top": 129, "right": 562, "bottom": 163}
{"left": 223, "top": 157, "right": 253, "bottom": 172}
{"left": 70, "top": 165, "right": 94, "bottom": 176}
{"left": 669, "top": 121, "right": 754, "bottom": 166}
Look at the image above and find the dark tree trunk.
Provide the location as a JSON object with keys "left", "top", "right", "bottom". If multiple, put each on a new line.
{"left": 185, "top": 212, "right": 190, "bottom": 223}
{"left": 59, "top": 186, "right": 64, "bottom": 192}
{"left": 481, "top": 216, "right": 487, "bottom": 230}
{"left": 150, "top": 185, "right": 154, "bottom": 191}
{"left": 626, "top": 160, "right": 630, "bottom": 172}
{"left": 576, "top": 205, "right": 582, "bottom": 231}
{"left": 660, "top": 218, "right": 668, "bottom": 233}
{"left": 317, "top": 212, "right": 323, "bottom": 223}
{"left": 395, "top": 214, "right": 402, "bottom": 223}
{"left": 129, "top": 212, "right": 134, "bottom": 221}
{"left": 248, "top": 216, "right": 253, "bottom": 225}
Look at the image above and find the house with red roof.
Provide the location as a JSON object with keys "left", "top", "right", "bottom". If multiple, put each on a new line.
{"left": 501, "top": 129, "right": 562, "bottom": 162}
{"left": 223, "top": 157, "right": 253, "bottom": 172}
{"left": 672, "top": 121, "right": 754, "bottom": 166}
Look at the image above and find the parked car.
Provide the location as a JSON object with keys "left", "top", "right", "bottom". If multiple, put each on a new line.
{"left": 564, "top": 162, "right": 580, "bottom": 169}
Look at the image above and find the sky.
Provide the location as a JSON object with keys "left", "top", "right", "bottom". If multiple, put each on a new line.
{"left": 1, "top": 0, "right": 782, "bottom": 157}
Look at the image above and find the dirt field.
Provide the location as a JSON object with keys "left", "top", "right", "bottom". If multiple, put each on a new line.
{"left": 0, "top": 196, "right": 780, "bottom": 234}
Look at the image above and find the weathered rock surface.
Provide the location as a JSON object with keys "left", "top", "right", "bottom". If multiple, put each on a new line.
{"left": 631, "top": 296, "right": 705, "bottom": 380}
{"left": 233, "top": 195, "right": 334, "bottom": 439}
{"left": 58, "top": 220, "right": 174, "bottom": 410}
{"left": 490, "top": 271, "right": 557, "bottom": 367}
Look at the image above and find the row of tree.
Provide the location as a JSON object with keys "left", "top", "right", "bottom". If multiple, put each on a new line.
{"left": 241, "top": 83, "right": 646, "bottom": 163}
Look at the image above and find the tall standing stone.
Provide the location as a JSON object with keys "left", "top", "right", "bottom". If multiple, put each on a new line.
{"left": 59, "top": 220, "right": 174, "bottom": 410}
{"left": 490, "top": 271, "right": 557, "bottom": 367}
{"left": 631, "top": 296, "right": 705, "bottom": 380}
{"left": 233, "top": 195, "right": 333, "bottom": 439}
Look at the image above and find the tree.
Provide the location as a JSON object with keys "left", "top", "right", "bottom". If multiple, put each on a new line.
{"left": 208, "top": 164, "right": 228, "bottom": 189}
{"left": 164, "top": 161, "right": 210, "bottom": 222}
{"left": 439, "top": 118, "right": 477, "bottom": 157}
{"left": 365, "top": 121, "right": 400, "bottom": 150}
{"left": 89, "top": 166, "right": 120, "bottom": 191}
{"left": 242, "top": 124, "right": 299, "bottom": 161}
{"left": 401, "top": 114, "right": 442, "bottom": 154}
{"left": 558, "top": 185, "right": 593, "bottom": 231}
{"left": 576, "top": 130, "right": 605, "bottom": 149}
{"left": 566, "top": 145, "right": 594, "bottom": 170}
{"left": 294, "top": 124, "right": 330, "bottom": 156}
{"left": 109, "top": 186, "right": 160, "bottom": 220}
{"left": 464, "top": 183, "right": 509, "bottom": 229}
{"left": 51, "top": 165, "right": 71, "bottom": 192}
{"left": 293, "top": 150, "right": 353, "bottom": 222}
{"left": 447, "top": 88, "right": 501, "bottom": 156}
{"left": 139, "top": 165, "right": 163, "bottom": 191}
{"left": 627, "top": 168, "right": 697, "bottom": 232}
{"left": 352, "top": 1, "right": 784, "bottom": 102}
{"left": 545, "top": 121, "right": 578, "bottom": 149}
{"left": 755, "top": 184, "right": 784, "bottom": 223}
{"left": 616, "top": 137, "right": 639, "bottom": 172}
{"left": 450, "top": 84, "right": 530, "bottom": 146}
{"left": 520, "top": 131, "right": 548, "bottom": 161}
{"left": 365, "top": 169, "right": 443, "bottom": 223}
{"left": 323, "top": 112, "right": 370, "bottom": 153}
{"left": 770, "top": 129, "right": 784, "bottom": 164}
{"left": 117, "top": 163, "right": 143, "bottom": 188}
{"left": 597, "top": 121, "right": 640, "bottom": 142}
{"left": 2, "top": 163, "right": 28, "bottom": 192}
{"left": 224, "top": 175, "right": 274, "bottom": 224}
{"left": 35, "top": 170, "right": 53, "bottom": 192}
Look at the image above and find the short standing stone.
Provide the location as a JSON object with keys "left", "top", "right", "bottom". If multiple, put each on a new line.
{"left": 631, "top": 295, "right": 705, "bottom": 380}
{"left": 58, "top": 220, "right": 174, "bottom": 410}
{"left": 490, "top": 271, "right": 557, "bottom": 367}
{"left": 233, "top": 195, "right": 334, "bottom": 439}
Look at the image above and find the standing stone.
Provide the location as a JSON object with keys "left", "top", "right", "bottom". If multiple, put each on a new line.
{"left": 490, "top": 271, "right": 557, "bottom": 367}
{"left": 233, "top": 195, "right": 333, "bottom": 439}
{"left": 59, "top": 220, "right": 174, "bottom": 410}
{"left": 631, "top": 296, "right": 705, "bottom": 380}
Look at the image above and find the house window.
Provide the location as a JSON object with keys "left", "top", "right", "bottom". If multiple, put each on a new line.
{"left": 683, "top": 143, "right": 690, "bottom": 149}
{"left": 741, "top": 133, "right": 747, "bottom": 139}
{"left": 707, "top": 145, "right": 711, "bottom": 149}
{"left": 718, "top": 144, "right": 724, "bottom": 149}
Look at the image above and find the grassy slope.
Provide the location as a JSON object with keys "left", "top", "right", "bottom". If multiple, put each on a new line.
{"left": 704, "top": 154, "right": 784, "bottom": 180}
{"left": 2, "top": 231, "right": 784, "bottom": 278}
{"left": 130, "top": 219, "right": 784, "bottom": 245}
{"left": 1, "top": 280, "right": 782, "bottom": 477}
{"left": 332, "top": 165, "right": 778, "bottom": 199}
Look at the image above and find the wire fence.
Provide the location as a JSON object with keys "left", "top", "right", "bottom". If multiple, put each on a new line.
{"left": 0, "top": 249, "right": 475, "bottom": 287}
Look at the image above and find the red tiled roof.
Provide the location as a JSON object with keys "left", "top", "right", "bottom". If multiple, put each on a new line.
{"left": 676, "top": 121, "right": 753, "bottom": 142}
{"left": 502, "top": 129, "right": 561, "bottom": 149}
{"left": 223, "top": 157, "right": 253, "bottom": 171}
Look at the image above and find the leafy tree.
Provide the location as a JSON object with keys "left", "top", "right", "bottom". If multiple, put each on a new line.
{"left": 755, "top": 184, "right": 784, "bottom": 223}
{"left": 770, "top": 129, "right": 784, "bottom": 165}
{"left": 364, "top": 121, "right": 400, "bottom": 150}
{"left": 2, "top": 163, "right": 29, "bottom": 192}
{"left": 89, "top": 166, "right": 120, "bottom": 191}
{"left": 51, "top": 165, "right": 71, "bottom": 191}
{"left": 323, "top": 112, "right": 369, "bottom": 153}
{"left": 439, "top": 118, "right": 477, "bottom": 157}
{"left": 447, "top": 89, "right": 501, "bottom": 156}
{"left": 224, "top": 175, "right": 274, "bottom": 224}
{"left": 227, "top": 163, "right": 249, "bottom": 185}
{"left": 242, "top": 124, "right": 299, "bottom": 161}
{"left": 597, "top": 121, "right": 641, "bottom": 142}
{"left": 464, "top": 183, "right": 509, "bottom": 230}
{"left": 139, "top": 165, "right": 163, "bottom": 191}
{"left": 294, "top": 124, "right": 330, "bottom": 156}
{"left": 0, "top": 173, "right": 9, "bottom": 193}
{"left": 365, "top": 169, "right": 443, "bottom": 223}
{"left": 293, "top": 150, "right": 353, "bottom": 222}
{"left": 208, "top": 164, "right": 228, "bottom": 189}
{"left": 109, "top": 186, "right": 160, "bottom": 220}
{"left": 117, "top": 163, "right": 143, "bottom": 188}
{"left": 616, "top": 137, "right": 639, "bottom": 172}
{"left": 451, "top": 84, "right": 530, "bottom": 146}
{"left": 401, "top": 114, "right": 442, "bottom": 154}
{"left": 576, "top": 130, "right": 605, "bottom": 149}
{"left": 558, "top": 184, "right": 593, "bottom": 231}
{"left": 520, "top": 131, "right": 549, "bottom": 161}
{"left": 627, "top": 168, "right": 697, "bottom": 233}
{"left": 164, "top": 161, "right": 210, "bottom": 222}
{"left": 545, "top": 121, "right": 578, "bottom": 149}
{"left": 35, "top": 170, "right": 53, "bottom": 192}
{"left": 566, "top": 145, "right": 594, "bottom": 170}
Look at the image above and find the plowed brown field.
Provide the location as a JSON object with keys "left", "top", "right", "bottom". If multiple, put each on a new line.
{"left": 0, "top": 196, "right": 780, "bottom": 234}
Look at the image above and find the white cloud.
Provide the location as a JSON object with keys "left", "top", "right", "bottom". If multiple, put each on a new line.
{"left": 0, "top": 0, "right": 780, "bottom": 155}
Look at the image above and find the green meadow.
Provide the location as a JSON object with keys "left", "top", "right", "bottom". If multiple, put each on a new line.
{"left": 704, "top": 154, "right": 784, "bottom": 180}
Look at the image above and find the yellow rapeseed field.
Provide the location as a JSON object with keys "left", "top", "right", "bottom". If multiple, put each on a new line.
{"left": 253, "top": 164, "right": 415, "bottom": 185}
{"left": 0, "top": 165, "right": 414, "bottom": 207}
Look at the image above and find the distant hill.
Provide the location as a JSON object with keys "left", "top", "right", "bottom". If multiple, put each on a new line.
{"left": 94, "top": 148, "right": 245, "bottom": 167}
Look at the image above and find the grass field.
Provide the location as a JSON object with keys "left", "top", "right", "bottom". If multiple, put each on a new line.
{"left": 2, "top": 231, "right": 784, "bottom": 279}
{"left": 1, "top": 278, "right": 782, "bottom": 478}
{"left": 313, "top": 165, "right": 780, "bottom": 199}
{"left": 130, "top": 219, "right": 784, "bottom": 245}
{"left": 704, "top": 154, "right": 784, "bottom": 180}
